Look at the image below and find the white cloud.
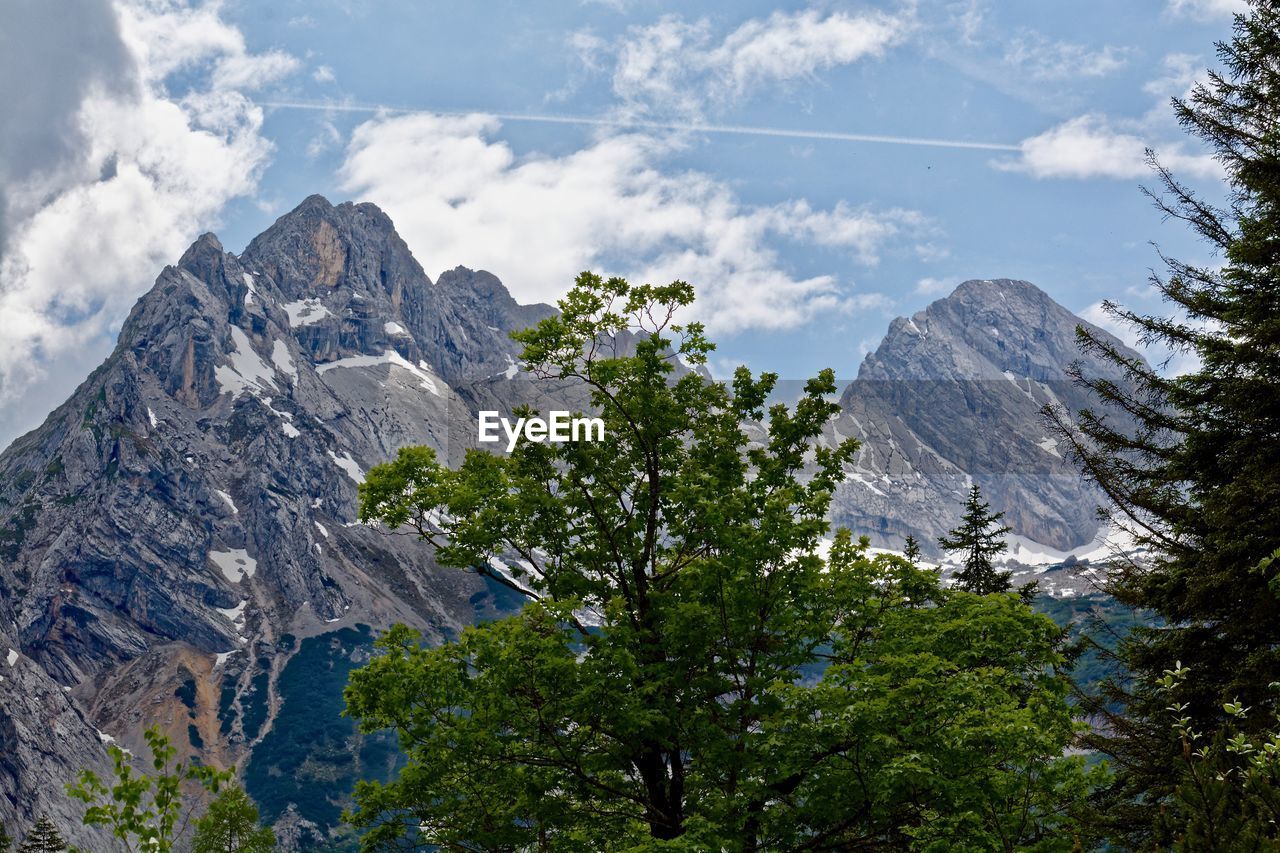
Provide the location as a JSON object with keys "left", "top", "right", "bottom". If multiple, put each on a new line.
{"left": 1003, "top": 34, "right": 1130, "bottom": 81}
{"left": 313, "top": 64, "right": 336, "bottom": 84}
{"left": 604, "top": 8, "right": 910, "bottom": 118}
{"left": 123, "top": 0, "right": 297, "bottom": 89}
{"left": 948, "top": 0, "right": 985, "bottom": 46}
{"left": 1143, "top": 52, "right": 1205, "bottom": 101}
{"left": 996, "top": 114, "right": 1221, "bottom": 180}
{"left": 713, "top": 9, "right": 908, "bottom": 98}
{"left": 339, "top": 113, "right": 920, "bottom": 334}
{"left": 915, "top": 276, "right": 958, "bottom": 296}
{"left": 1166, "top": 0, "right": 1247, "bottom": 19}
{"left": 0, "top": 0, "right": 289, "bottom": 431}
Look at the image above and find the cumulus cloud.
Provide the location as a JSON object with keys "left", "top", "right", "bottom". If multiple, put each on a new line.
{"left": 0, "top": 0, "right": 291, "bottom": 443}
{"left": 996, "top": 114, "right": 1221, "bottom": 180}
{"left": 0, "top": 0, "right": 136, "bottom": 256}
{"left": 1166, "top": 0, "right": 1247, "bottom": 19}
{"left": 339, "top": 113, "right": 922, "bottom": 334}
{"left": 602, "top": 8, "right": 910, "bottom": 119}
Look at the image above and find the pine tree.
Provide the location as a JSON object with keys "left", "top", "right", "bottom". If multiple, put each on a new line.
{"left": 903, "top": 534, "right": 922, "bottom": 563}
{"left": 1046, "top": 1, "right": 1280, "bottom": 842}
{"left": 0, "top": 822, "right": 12, "bottom": 851}
{"left": 17, "top": 816, "right": 65, "bottom": 853}
{"left": 938, "top": 485, "right": 1013, "bottom": 595}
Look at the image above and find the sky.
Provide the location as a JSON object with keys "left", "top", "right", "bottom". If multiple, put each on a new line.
{"left": 0, "top": 0, "right": 1246, "bottom": 447}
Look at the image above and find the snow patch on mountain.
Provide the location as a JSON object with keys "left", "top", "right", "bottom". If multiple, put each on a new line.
{"left": 209, "top": 549, "right": 258, "bottom": 582}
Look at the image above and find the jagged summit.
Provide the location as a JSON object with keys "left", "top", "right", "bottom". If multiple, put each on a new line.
{"left": 857, "top": 278, "right": 1129, "bottom": 383}
{"left": 830, "top": 277, "right": 1142, "bottom": 557}
{"left": 241, "top": 195, "right": 412, "bottom": 299}
{"left": 0, "top": 196, "right": 561, "bottom": 845}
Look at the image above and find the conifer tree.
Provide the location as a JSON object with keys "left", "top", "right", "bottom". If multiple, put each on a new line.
{"left": 0, "top": 822, "right": 12, "bottom": 851}
{"left": 938, "top": 485, "right": 1013, "bottom": 595}
{"left": 1047, "top": 1, "right": 1280, "bottom": 840}
{"left": 16, "top": 816, "right": 65, "bottom": 853}
{"left": 903, "top": 534, "right": 922, "bottom": 563}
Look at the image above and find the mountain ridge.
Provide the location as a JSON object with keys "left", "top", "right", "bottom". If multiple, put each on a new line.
{"left": 0, "top": 196, "right": 1140, "bottom": 846}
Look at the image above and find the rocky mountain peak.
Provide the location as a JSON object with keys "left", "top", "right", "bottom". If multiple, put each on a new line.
{"left": 240, "top": 195, "right": 414, "bottom": 302}
{"left": 857, "top": 278, "right": 1129, "bottom": 385}
{"left": 0, "top": 197, "right": 562, "bottom": 845}
{"left": 831, "top": 277, "right": 1142, "bottom": 556}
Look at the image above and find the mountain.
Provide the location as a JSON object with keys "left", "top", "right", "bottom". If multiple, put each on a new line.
{"left": 828, "top": 278, "right": 1142, "bottom": 561}
{"left": 0, "top": 196, "right": 571, "bottom": 848}
{"left": 0, "top": 198, "right": 1138, "bottom": 847}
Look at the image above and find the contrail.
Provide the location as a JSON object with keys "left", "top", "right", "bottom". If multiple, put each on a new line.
{"left": 259, "top": 99, "right": 1021, "bottom": 153}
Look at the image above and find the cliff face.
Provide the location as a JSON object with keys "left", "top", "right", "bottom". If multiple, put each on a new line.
{"left": 0, "top": 196, "right": 560, "bottom": 846}
{"left": 828, "top": 278, "right": 1142, "bottom": 556}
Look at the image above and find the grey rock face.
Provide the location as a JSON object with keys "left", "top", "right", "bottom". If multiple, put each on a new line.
{"left": 0, "top": 196, "right": 559, "bottom": 842}
{"left": 828, "top": 278, "right": 1141, "bottom": 556}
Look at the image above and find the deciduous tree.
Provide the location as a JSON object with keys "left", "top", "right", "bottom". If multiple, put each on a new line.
{"left": 67, "top": 728, "right": 229, "bottom": 852}
{"left": 348, "top": 273, "right": 1100, "bottom": 850}
{"left": 192, "top": 786, "right": 275, "bottom": 853}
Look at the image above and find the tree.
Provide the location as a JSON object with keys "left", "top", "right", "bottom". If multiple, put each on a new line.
{"left": 937, "top": 484, "right": 1013, "bottom": 595}
{"left": 192, "top": 786, "right": 275, "bottom": 853}
{"left": 67, "top": 727, "right": 230, "bottom": 852}
{"left": 16, "top": 816, "right": 65, "bottom": 853}
{"left": 0, "top": 822, "right": 12, "bottom": 851}
{"left": 902, "top": 534, "right": 922, "bottom": 563}
{"left": 1151, "top": 661, "right": 1280, "bottom": 848}
{"left": 1046, "top": 2, "right": 1280, "bottom": 839}
{"left": 346, "top": 272, "right": 1100, "bottom": 850}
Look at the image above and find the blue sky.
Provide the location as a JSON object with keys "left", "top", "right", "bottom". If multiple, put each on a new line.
{"left": 0, "top": 0, "right": 1244, "bottom": 444}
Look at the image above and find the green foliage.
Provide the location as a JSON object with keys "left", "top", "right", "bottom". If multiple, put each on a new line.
{"left": 1153, "top": 663, "right": 1280, "bottom": 849}
{"left": 346, "top": 272, "right": 1101, "bottom": 850}
{"left": 239, "top": 671, "right": 271, "bottom": 742}
{"left": 0, "top": 822, "right": 11, "bottom": 851}
{"left": 1046, "top": 3, "right": 1280, "bottom": 840}
{"left": 16, "top": 815, "right": 65, "bottom": 853}
{"left": 67, "top": 727, "right": 230, "bottom": 852}
{"left": 1033, "top": 592, "right": 1150, "bottom": 700}
{"left": 192, "top": 786, "right": 275, "bottom": 853}
{"left": 903, "top": 534, "right": 922, "bottom": 563}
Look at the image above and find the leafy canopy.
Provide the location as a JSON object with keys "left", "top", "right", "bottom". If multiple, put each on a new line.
{"left": 191, "top": 785, "right": 276, "bottom": 853}
{"left": 349, "top": 272, "right": 1099, "bottom": 850}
